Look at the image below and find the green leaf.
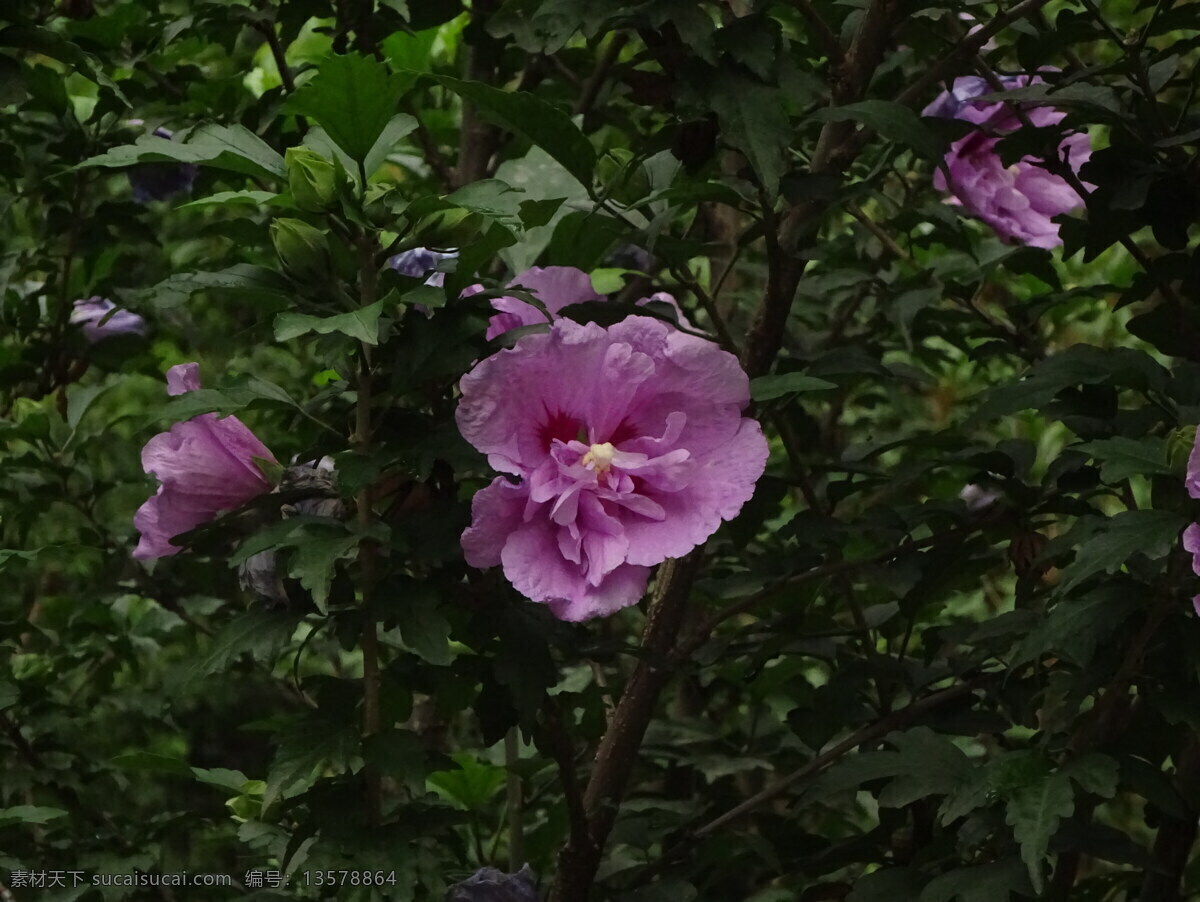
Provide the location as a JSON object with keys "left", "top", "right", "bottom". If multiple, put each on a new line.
{"left": 917, "top": 859, "right": 1030, "bottom": 902}
{"left": 388, "top": 580, "right": 453, "bottom": 665}
{"left": 144, "top": 264, "right": 291, "bottom": 309}
{"left": 81, "top": 123, "right": 286, "bottom": 180}
{"left": 286, "top": 53, "right": 410, "bottom": 165}
{"left": 174, "top": 610, "right": 300, "bottom": 693}
{"left": 362, "top": 729, "right": 428, "bottom": 796}
{"left": 431, "top": 74, "right": 597, "bottom": 187}
{"left": 0, "top": 682, "right": 15, "bottom": 711}
{"left": 363, "top": 113, "right": 419, "bottom": 178}
{"left": 190, "top": 767, "right": 252, "bottom": 793}
{"left": 1010, "top": 587, "right": 1135, "bottom": 669}
{"left": 0, "top": 25, "right": 128, "bottom": 105}
{"left": 751, "top": 373, "right": 838, "bottom": 401}
{"left": 1006, "top": 770, "right": 1075, "bottom": 893}
{"left": 274, "top": 301, "right": 385, "bottom": 345}
{"left": 427, "top": 754, "right": 507, "bottom": 810}
{"left": 176, "top": 190, "right": 279, "bottom": 210}
{"left": 0, "top": 806, "right": 68, "bottom": 827}
{"left": 816, "top": 100, "right": 939, "bottom": 157}
{"left": 808, "top": 728, "right": 974, "bottom": 808}
{"left": 709, "top": 75, "right": 790, "bottom": 196}
{"left": 1075, "top": 436, "right": 1175, "bottom": 483}
{"left": 264, "top": 716, "right": 358, "bottom": 809}
{"left": 286, "top": 532, "right": 359, "bottom": 610}
{"left": 1055, "top": 509, "right": 1187, "bottom": 595}
{"left": 111, "top": 752, "right": 193, "bottom": 776}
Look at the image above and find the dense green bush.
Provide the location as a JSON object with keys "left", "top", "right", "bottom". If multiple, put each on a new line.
{"left": 2, "top": 1, "right": 1200, "bottom": 900}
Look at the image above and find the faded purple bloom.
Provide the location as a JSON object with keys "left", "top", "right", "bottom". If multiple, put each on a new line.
{"left": 133, "top": 363, "right": 277, "bottom": 560}
{"left": 960, "top": 482, "right": 1000, "bottom": 511}
{"left": 1186, "top": 427, "right": 1200, "bottom": 500}
{"left": 389, "top": 247, "right": 458, "bottom": 287}
{"left": 924, "top": 75, "right": 1093, "bottom": 249}
{"left": 458, "top": 316, "right": 767, "bottom": 621}
{"left": 70, "top": 297, "right": 145, "bottom": 343}
{"left": 127, "top": 127, "right": 199, "bottom": 204}
{"left": 446, "top": 865, "right": 538, "bottom": 902}
{"left": 480, "top": 266, "right": 691, "bottom": 341}
{"left": 1184, "top": 524, "right": 1200, "bottom": 616}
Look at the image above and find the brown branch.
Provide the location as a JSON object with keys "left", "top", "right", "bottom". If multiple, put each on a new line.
{"left": 894, "top": 0, "right": 1056, "bottom": 109}
{"left": 455, "top": 0, "right": 503, "bottom": 188}
{"left": 789, "top": 0, "right": 843, "bottom": 63}
{"left": 574, "top": 32, "right": 628, "bottom": 116}
{"left": 549, "top": 553, "right": 703, "bottom": 902}
{"left": 635, "top": 678, "right": 987, "bottom": 881}
{"left": 252, "top": 20, "right": 296, "bottom": 94}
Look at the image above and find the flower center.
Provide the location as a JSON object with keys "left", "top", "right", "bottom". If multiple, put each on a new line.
{"left": 580, "top": 442, "right": 616, "bottom": 475}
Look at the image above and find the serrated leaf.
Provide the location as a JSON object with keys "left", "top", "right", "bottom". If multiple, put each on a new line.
{"left": 1006, "top": 771, "right": 1075, "bottom": 893}
{"left": 264, "top": 716, "right": 358, "bottom": 809}
{"left": 285, "top": 53, "right": 410, "bottom": 165}
{"left": 274, "top": 301, "right": 384, "bottom": 345}
{"left": 709, "top": 75, "right": 790, "bottom": 196}
{"left": 1056, "top": 509, "right": 1187, "bottom": 595}
{"left": 0, "top": 806, "right": 68, "bottom": 826}
{"left": 1010, "top": 587, "right": 1134, "bottom": 669}
{"left": 1076, "top": 436, "right": 1174, "bottom": 483}
{"left": 427, "top": 754, "right": 507, "bottom": 810}
{"left": 174, "top": 609, "right": 300, "bottom": 692}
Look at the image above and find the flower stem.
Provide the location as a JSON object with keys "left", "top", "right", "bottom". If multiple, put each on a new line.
{"left": 356, "top": 235, "right": 381, "bottom": 827}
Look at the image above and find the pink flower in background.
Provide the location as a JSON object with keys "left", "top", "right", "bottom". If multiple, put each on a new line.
{"left": 70, "top": 297, "right": 146, "bottom": 343}
{"left": 457, "top": 316, "right": 767, "bottom": 621}
{"left": 924, "top": 75, "right": 1093, "bottom": 249}
{"left": 1184, "top": 524, "right": 1200, "bottom": 616}
{"left": 133, "top": 363, "right": 277, "bottom": 560}
{"left": 479, "top": 265, "right": 691, "bottom": 340}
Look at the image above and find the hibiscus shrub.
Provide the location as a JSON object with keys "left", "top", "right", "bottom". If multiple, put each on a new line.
{"left": 2, "top": 1, "right": 1200, "bottom": 900}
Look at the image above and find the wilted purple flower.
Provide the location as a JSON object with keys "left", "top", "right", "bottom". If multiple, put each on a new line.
{"left": 133, "top": 363, "right": 277, "bottom": 560}
{"left": 70, "top": 297, "right": 145, "bottom": 343}
{"left": 238, "top": 457, "right": 344, "bottom": 602}
{"left": 458, "top": 316, "right": 767, "bottom": 621}
{"left": 127, "top": 127, "right": 199, "bottom": 204}
{"left": 480, "top": 266, "right": 691, "bottom": 341}
{"left": 389, "top": 247, "right": 459, "bottom": 286}
{"left": 446, "top": 865, "right": 538, "bottom": 902}
{"left": 924, "top": 75, "right": 1093, "bottom": 249}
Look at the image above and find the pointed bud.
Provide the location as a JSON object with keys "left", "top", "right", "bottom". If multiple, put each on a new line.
{"left": 285, "top": 147, "right": 340, "bottom": 212}
{"left": 270, "top": 218, "right": 332, "bottom": 283}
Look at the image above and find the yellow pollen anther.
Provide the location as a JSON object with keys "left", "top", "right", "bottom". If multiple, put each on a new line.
{"left": 581, "top": 442, "right": 616, "bottom": 474}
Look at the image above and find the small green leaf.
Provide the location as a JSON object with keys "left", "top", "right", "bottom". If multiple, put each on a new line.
{"left": 709, "top": 75, "right": 790, "bottom": 195}
{"left": 176, "top": 190, "right": 279, "bottom": 210}
{"left": 174, "top": 610, "right": 300, "bottom": 693}
{"left": 427, "top": 754, "right": 507, "bottom": 810}
{"left": 0, "top": 806, "right": 68, "bottom": 826}
{"left": 274, "top": 301, "right": 385, "bottom": 345}
{"left": 1056, "top": 509, "right": 1187, "bottom": 595}
{"left": 751, "top": 373, "right": 838, "bottom": 401}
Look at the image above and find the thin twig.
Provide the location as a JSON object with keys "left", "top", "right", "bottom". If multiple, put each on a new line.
{"left": 790, "top": 0, "right": 843, "bottom": 63}
{"left": 574, "top": 33, "right": 628, "bottom": 116}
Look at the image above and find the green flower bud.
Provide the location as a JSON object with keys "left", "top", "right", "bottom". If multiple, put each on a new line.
{"left": 1168, "top": 425, "right": 1197, "bottom": 474}
{"left": 271, "top": 218, "right": 332, "bottom": 284}
{"left": 597, "top": 149, "right": 651, "bottom": 206}
{"left": 414, "top": 207, "right": 483, "bottom": 247}
{"left": 285, "top": 147, "right": 339, "bottom": 212}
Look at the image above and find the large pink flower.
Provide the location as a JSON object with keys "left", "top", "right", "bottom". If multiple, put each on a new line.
{"left": 133, "top": 363, "right": 277, "bottom": 560}
{"left": 457, "top": 316, "right": 767, "bottom": 621}
{"left": 480, "top": 266, "right": 690, "bottom": 340}
{"left": 925, "top": 75, "right": 1093, "bottom": 249}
